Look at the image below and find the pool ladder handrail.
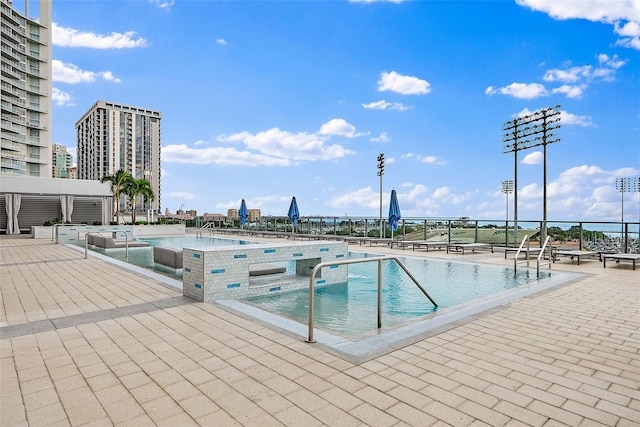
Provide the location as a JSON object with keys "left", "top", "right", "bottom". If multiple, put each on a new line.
{"left": 84, "top": 231, "right": 131, "bottom": 260}
{"left": 306, "top": 256, "right": 437, "bottom": 344}
{"left": 514, "top": 235, "right": 552, "bottom": 277}
{"left": 197, "top": 221, "right": 215, "bottom": 236}
{"left": 536, "top": 236, "right": 552, "bottom": 277}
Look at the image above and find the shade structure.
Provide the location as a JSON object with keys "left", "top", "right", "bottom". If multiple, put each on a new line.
{"left": 287, "top": 196, "right": 300, "bottom": 234}
{"left": 388, "top": 189, "right": 401, "bottom": 239}
{"left": 239, "top": 199, "right": 249, "bottom": 227}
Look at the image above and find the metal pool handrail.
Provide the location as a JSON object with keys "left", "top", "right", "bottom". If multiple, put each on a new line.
{"left": 306, "top": 256, "right": 437, "bottom": 343}
{"left": 84, "top": 231, "right": 131, "bottom": 260}
{"left": 536, "top": 235, "right": 552, "bottom": 276}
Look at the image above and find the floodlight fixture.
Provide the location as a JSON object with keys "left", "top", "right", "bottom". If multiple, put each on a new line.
{"left": 502, "top": 105, "right": 561, "bottom": 244}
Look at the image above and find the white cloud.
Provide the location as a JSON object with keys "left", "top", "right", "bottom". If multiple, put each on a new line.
{"left": 167, "top": 191, "right": 196, "bottom": 200}
{"left": 193, "top": 140, "right": 207, "bottom": 146}
{"left": 52, "top": 23, "right": 147, "bottom": 49}
{"left": 522, "top": 151, "right": 543, "bottom": 165}
{"left": 551, "top": 84, "right": 586, "bottom": 99}
{"left": 418, "top": 155, "right": 447, "bottom": 166}
{"left": 377, "top": 71, "right": 431, "bottom": 95}
{"left": 163, "top": 144, "right": 292, "bottom": 166}
{"left": 362, "top": 100, "right": 410, "bottom": 111}
{"left": 52, "top": 88, "right": 73, "bottom": 106}
{"left": 349, "top": 0, "right": 407, "bottom": 3}
{"left": 216, "top": 38, "right": 228, "bottom": 45}
{"left": 514, "top": 108, "right": 594, "bottom": 127}
{"left": 329, "top": 187, "right": 379, "bottom": 209}
{"left": 485, "top": 83, "right": 548, "bottom": 99}
{"left": 318, "top": 118, "right": 366, "bottom": 137}
{"left": 163, "top": 122, "right": 357, "bottom": 167}
{"left": 491, "top": 53, "right": 627, "bottom": 100}
{"left": 560, "top": 110, "right": 594, "bottom": 127}
{"left": 149, "top": 0, "right": 175, "bottom": 10}
{"left": 543, "top": 65, "right": 592, "bottom": 83}
{"left": 370, "top": 132, "right": 390, "bottom": 142}
{"left": 516, "top": 0, "right": 640, "bottom": 50}
{"left": 52, "top": 59, "right": 121, "bottom": 83}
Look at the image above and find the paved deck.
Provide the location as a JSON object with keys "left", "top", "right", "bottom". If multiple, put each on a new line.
{"left": 1, "top": 235, "right": 638, "bottom": 426}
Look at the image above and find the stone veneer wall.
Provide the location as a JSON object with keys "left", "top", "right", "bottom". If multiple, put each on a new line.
{"left": 56, "top": 225, "right": 133, "bottom": 244}
{"left": 52, "top": 224, "right": 185, "bottom": 243}
{"left": 183, "top": 241, "right": 349, "bottom": 302}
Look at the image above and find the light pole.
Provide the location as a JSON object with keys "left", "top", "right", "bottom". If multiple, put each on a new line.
{"left": 503, "top": 105, "right": 561, "bottom": 245}
{"left": 377, "top": 153, "right": 385, "bottom": 237}
{"left": 501, "top": 180, "right": 514, "bottom": 245}
{"left": 616, "top": 177, "right": 640, "bottom": 252}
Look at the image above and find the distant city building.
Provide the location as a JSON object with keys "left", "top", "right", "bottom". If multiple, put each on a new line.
{"left": 75, "top": 100, "right": 162, "bottom": 214}
{"left": 203, "top": 213, "right": 225, "bottom": 222}
{"left": 67, "top": 166, "right": 77, "bottom": 179}
{"left": 227, "top": 208, "right": 261, "bottom": 220}
{"left": 248, "top": 209, "right": 261, "bottom": 220}
{"left": 51, "top": 144, "right": 73, "bottom": 178}
{"left": 1, "top": 0, "right": 52, "bottom": 177}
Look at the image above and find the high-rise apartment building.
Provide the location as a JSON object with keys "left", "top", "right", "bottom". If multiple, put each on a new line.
{"left": 1, "top": 0, "right": 52, "bottom": 177}
{"left": 76, "top": 100, "right": 162, "bottom": 214}
{"left": 51, "top": 144, "right": 73, "bottom": 178}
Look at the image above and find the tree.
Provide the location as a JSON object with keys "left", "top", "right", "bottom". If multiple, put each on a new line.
{"left": 100, "top": 169, "right": 133, "bottom": 224}
{"left": 124, "top": 178, "right": 155, "bottom": 223}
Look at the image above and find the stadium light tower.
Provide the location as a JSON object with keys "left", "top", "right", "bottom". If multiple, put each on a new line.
{"left": 616, "top": 177, "right": 640, "bottom": 253}
{"left": 503, "top": 105, "right": 561, "bottom": 244}
{"left": 501, "top": 180, "right": 514, "bottom": 244}
{"left": 615, "top": 177, "right": 640, "bottom": 223}
{"left": 377, "top": 153, "right": 385, "bottom": 236}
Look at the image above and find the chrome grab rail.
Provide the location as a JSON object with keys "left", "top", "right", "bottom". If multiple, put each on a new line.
{"left": 84, "top": 231, "right": 130, "bottom": 260}
{"left": 536, "top": 236, "right": 552, "bottom": 276}
{"left": 306, "top": 255, "right": 437, "bottom": 343}
{"left": 513, "top": 234, "right": 531, "bottom": 269}
{"left": 197, "top": 221, "right": 214, "bottom": 236}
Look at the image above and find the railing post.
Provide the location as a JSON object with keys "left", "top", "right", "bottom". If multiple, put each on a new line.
{"left": 377, "top": 259, "right": 382, "bottom": 329}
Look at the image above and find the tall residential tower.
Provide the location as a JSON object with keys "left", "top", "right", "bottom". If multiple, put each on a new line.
{"left": 1, "top": 0, "right": 52, "bottom": 177}
{"left": 76, "top": 101, "right": 162, "bottom": 214}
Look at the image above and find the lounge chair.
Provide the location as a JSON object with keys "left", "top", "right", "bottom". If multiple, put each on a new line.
{"left": 447, "top": 243, "right": 494, "bottom": 255}
{"left": 552, "top": 249, "right": 601, "bottom": 265}
{"left": 602, "top": 253, "right": 640, "bottom": 270}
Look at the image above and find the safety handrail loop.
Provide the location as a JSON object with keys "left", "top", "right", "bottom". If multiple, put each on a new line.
{"left": 536, "top": 236, "right": 552, "bottom": 276}
{"left": 513, "top": 235, "right": 530, "bottom": 271}
{"left": 306, "top": 255, "right": 437, "bottom": 343}
{"left": 84, "top": 231, "right": 130, "bottom": 260}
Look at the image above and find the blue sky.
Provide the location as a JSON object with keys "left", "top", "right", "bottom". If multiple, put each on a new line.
{"left": 34, "top": 0, "right": 640, "bottom": 220}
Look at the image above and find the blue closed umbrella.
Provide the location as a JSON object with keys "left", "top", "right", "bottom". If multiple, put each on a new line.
{"left": 388, "top": 189, "right": 401, "bottom": 239}
{"left": 288, "top": 196, "right": 300, "bottom": 235}
{"left": 239, "top": 199, "right": 249, "bottom": 227}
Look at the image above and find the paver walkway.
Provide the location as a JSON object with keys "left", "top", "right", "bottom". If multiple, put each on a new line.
{"left": 1, "top": 236, "right": 638, "bottom": 426}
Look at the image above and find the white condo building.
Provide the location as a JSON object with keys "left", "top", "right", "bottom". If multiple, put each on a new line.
{"left": 76, "top": 100, "right": 162, "bottom": 214}
{"left": 1, "top": 0, "right": 52, "bottom": 177}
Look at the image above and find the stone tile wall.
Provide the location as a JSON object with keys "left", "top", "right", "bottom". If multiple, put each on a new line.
{"left": 183, "top": 241, "right": 349, "bottom": 302}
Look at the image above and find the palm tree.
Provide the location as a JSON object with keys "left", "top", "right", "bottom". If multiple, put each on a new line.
{"left": 124, "top": 178, "right": 155, "bottom": 224}
{"left": 100, "top": 169, "right": 133, "bottom": 224}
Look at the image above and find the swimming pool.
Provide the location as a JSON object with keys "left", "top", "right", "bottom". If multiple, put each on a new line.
{"left": 245, "top": 251, "right": 558, "bottom": 338}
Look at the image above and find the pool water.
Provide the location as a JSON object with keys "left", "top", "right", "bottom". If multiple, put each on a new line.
{"left": 246, "top": 251, "right": 553, "bottom": 338}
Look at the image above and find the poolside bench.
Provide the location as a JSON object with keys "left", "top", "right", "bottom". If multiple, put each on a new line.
{"left": 602, "top": 253, "right": 640, "bottom": 270}
{"left": 153, "top": 247, "right": 183, "bottom": 269}
{"left": 90, "top": 235, "right": 150, "bottom": 249}
{"left": 395, "top": 240, "right": 448, "bottom": 251}
{"left": 249, "top": 263, "right": 287, "bottom": 276}
{"left": 447, "top": 243, "right": 493, "bottom": 255}
{"left": 552, "top": 249, "right": 601, "bottom": 265}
